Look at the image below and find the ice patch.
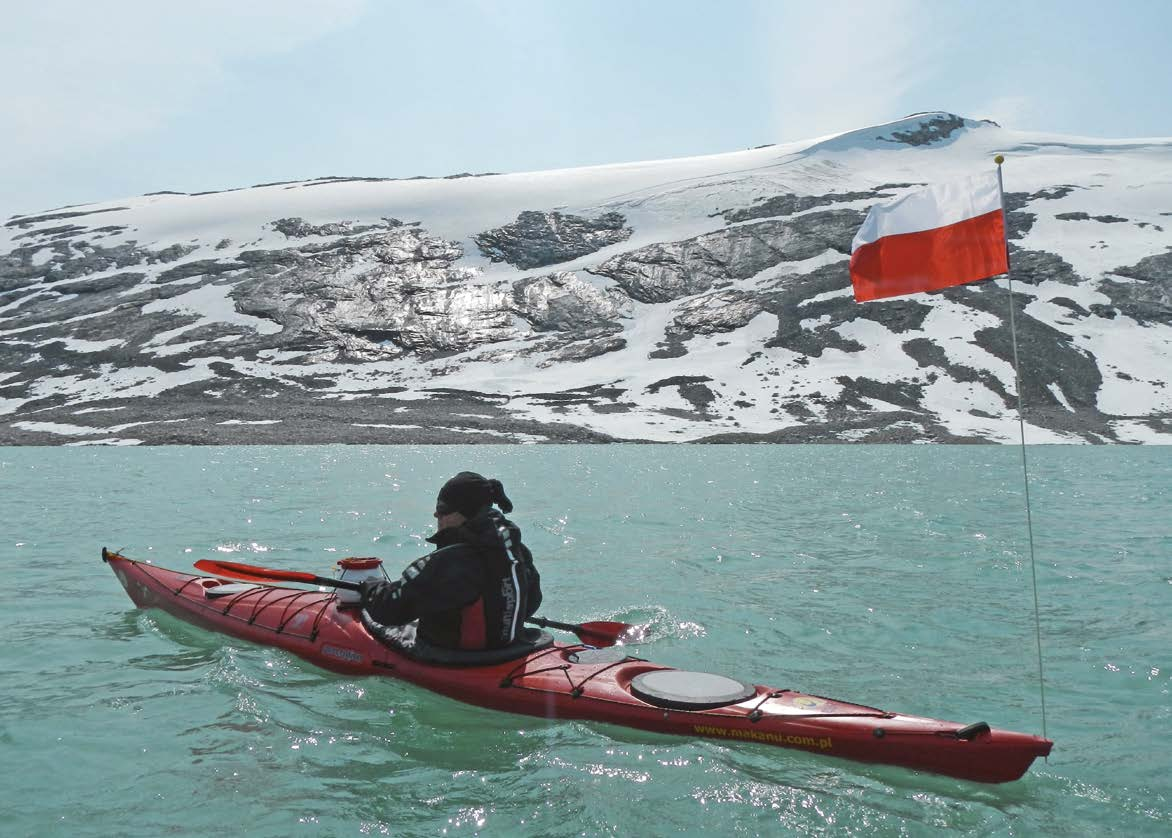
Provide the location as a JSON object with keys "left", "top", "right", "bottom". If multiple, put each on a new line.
{"left": 13, "top": 418, "right": 189, "bottom": 436}
{"left": 152, "top": 340, "right": 209, "bottom": 357}
{"left": 38, "top": 337, "right": 125, "bottom": 353}
{"left": 64, "top": 438, "right": 143, "bottom": 446}
{"left": 13, "top": 421, "right": 101, "bottom": 436}
{"left": 26, "top": 361, "right": 220, "bottom": 406}
{"left": 141, "top": 282, "right": 283, "bottom": 346}
{"left": 1047, "top": 383, "right": 1074, "bottom": 411}
{"left": 1111, "top": 420, "right": 1172, "bottom": 443}
{"left": 0, "top": 397, "right": 26, "bottom": 416}
{"left": 803, "top": 284, "right": 855, "bottom": 305}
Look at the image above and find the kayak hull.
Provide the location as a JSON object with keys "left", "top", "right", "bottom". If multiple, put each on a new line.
{"left": 103, "top": 551, "right": 1052, "bottom": 783}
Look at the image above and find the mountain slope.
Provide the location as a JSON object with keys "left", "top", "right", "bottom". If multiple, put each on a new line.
{"left": 2, "top": 112, "right": 1170, "bottom": 444}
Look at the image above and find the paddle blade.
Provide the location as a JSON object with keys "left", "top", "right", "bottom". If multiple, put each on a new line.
{"left": 193, "top": 559, "right": 319, "bottom": 585}
{"left": 577, "top": 620, "right": 647, "bottom": 647}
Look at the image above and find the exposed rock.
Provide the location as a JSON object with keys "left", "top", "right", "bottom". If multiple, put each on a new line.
{"left": 667, "top": 290, "right": 765, "bottom": 336}
{"left": 1007, "top": 247, "right": 1083, "bottom": 286}
{"left": 1050, "top": 297, "right": 1091, "bottom": 318}
{"left": 542, "top": 335, "right": 627, "bottom": 366}
{"left": 157, "top": 258, "right": 244, "bottom": 283}
{"left": 720, "top": 187, "right": 907, "bottom": 223}
{"left": 474, "top": 210, "right": 632, "bottom": 270}
{"left": 646, "top": 376, "right": 717, "bottom": 412}
{"left": 591, "top": 209, "right": 862, "bottom": 303}
{"left": 954, "top": 285, "right": 1114, "bottom": 438}
{"left": 40, "top": 241, "right": 151, "bottom": 284}
{"left": 53, "top": 272, "right": 146, "bottom": 295}
{"left": 835, "top": 375, "right": 925, "bottom": 411}
{"left": 1100, "top": 251, "right": 1172, "bottom": 325}
{"left": 230, "top": 224, "right": 518, "bottom": 356}
{"left": 1056, "top": 212, "right": 1128, "bottom": 223}
{"left": 1, "top": 244, "right": 61, "bottom": 291}
{"left": 12, "top": 224, "right": 90, "bottom": 241}
{"left": 149, "top": 244, "right": 199, "bottom": 263}
{"left": 272, "top": 217, "right": 401, "bottom": 238}
{"left": 694, "top": 410, "right": 991, "bottom": 444}
{"left": 901, "top": 337, "right": 1012, "bottom": 406}
{"left": 512, "top": 271, "right": 628, "bottom": 331}
{"left": 648, "top": 332, "right": 691, "bottom": 359}
{"left": 4, "top": 207, "right": 130, "bottom": 229}
{"left": 1029, "top": 186, "right": 1078, "bottom": 201}
{"left": 1001, "top": 192, "right": 1036, "bottom": 240}
{"left": 879, "top": 113, "right": 966, "bottom": 146}
{"left": 763, "top": 261, "right": 931, "bottom": 357}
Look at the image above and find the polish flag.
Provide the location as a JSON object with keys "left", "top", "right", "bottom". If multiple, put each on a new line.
{"left": 850, "top": 171, "right": 1009, "bottom": 302}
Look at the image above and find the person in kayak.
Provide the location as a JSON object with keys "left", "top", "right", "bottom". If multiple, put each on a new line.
{"left": 359, "top": 471, "right": 542, "bottom": 652}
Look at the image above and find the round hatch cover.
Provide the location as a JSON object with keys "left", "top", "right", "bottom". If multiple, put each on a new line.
{"left": 630, "top": 670, "right": 756, "bottom": 710}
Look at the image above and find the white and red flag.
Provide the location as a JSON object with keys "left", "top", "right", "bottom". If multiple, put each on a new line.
{"left": 849, "top": 170, "right": 1009, "bottom": 302}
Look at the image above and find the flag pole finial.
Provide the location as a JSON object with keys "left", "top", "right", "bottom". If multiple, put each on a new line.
{"left": 994, "top": 154, "right": 1005, "bottom": 165}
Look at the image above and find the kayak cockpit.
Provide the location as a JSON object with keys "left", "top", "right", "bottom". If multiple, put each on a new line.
{"left": 361, "top": 610, "right": 554, "bottom": 666}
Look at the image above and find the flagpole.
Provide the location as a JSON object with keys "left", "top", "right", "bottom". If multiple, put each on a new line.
{"left": 994, "top": 154, "right": 1048, "bottom": 742}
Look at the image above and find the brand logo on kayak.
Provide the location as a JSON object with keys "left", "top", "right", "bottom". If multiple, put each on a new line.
{"left": 321, "top": 645, "right": 363, "bottom": 664}
{"left": 693, "top": 725, "right": 833, "bottom": 750}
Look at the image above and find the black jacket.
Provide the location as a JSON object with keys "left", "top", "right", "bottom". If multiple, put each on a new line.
{"left": 361, "top": 509, "right": 542, "bottom": 650}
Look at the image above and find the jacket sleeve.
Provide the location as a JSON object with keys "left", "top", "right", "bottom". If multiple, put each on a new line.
{"left": 362, "top": 547, "right": 484, "bottom": 626}
{"left": 519, "top": 542, "right": 542, "bottom": 618}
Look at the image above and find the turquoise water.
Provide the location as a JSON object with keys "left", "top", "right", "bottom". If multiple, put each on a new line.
{"left": 1, "top": 445, "right": 1168, "bottom": 836}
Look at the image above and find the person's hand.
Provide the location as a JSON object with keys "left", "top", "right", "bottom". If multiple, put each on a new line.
{"left": 358, "top": 578, "right": 383, "bottom": 606}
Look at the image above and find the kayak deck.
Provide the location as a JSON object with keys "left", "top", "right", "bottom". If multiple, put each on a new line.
{"left": 103, "top": 550, "right": 1052, "bottom": 783}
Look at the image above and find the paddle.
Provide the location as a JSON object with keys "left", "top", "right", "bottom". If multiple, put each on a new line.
{"left": 194, "top": 559, "right": 359, "bottom": 590}
{"left": 525, "top": 616, "right": 646, "bottom": 647}
{"left": 193, "top": 558, "right": 643, "bottom": 647}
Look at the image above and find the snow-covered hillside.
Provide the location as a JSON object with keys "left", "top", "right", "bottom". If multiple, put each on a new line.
{"left": 2, "top": 112, "right": 1170, "bottom": 444}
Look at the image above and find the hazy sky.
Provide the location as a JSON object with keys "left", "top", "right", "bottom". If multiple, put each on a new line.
{"left": 4, "top": 0, "right": 1169, "bottom": 220}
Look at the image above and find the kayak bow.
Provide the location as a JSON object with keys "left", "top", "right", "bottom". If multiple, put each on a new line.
{"left": 103, "top": 549, "right": 1052, "bottom": 783}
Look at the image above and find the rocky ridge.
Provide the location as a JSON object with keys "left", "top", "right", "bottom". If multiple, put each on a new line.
{"left": 2, "top": 112, "right": 1170, "bottom": 444}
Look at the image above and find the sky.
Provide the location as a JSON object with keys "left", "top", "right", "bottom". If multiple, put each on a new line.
{"left": 3, "top": 0, "right": 1170, "bottom": 221}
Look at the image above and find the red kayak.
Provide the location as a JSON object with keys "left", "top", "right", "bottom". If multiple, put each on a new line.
{"left": 103, "top": 549, "right": 1052, "bottom": 783}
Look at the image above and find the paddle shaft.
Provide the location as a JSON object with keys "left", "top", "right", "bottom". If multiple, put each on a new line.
{"left": 526, "top": 616, "right": 593, "bottom": 635}
{"left": 193, "top": 559, "right": 362, "bottom": 590}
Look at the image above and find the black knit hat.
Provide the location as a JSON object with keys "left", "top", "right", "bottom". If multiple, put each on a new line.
{"left": 436, "top": 472, "right": 513, "bottom": 518}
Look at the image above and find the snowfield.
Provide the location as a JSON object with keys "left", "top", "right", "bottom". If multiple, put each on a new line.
{"left": 2, "top": 112, "right": 1170, "bottom": 444}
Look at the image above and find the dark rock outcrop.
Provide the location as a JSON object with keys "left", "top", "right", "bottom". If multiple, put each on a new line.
{"left": 591, "top": 209, "right": 862, "bottom": 303}
{"left": 880, "top": 113, "right": 966, "bottom": 146}
{"left": 512, "top": 271, "right": 628, "bottom": 332}
{"left": 475, "top": 211, "right": 632, "bottom": 270}
{"left": 720, "top": 187, "right": 908, "bottom": 224}
{"left": 668, "top": 290, "right": 765, "bottom": 336}
{"left": 1100, "top": 251, "right": 1172, "bottom": 325}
